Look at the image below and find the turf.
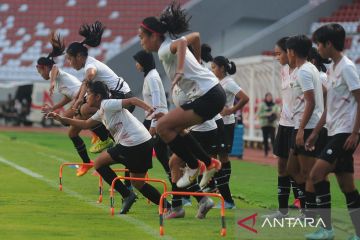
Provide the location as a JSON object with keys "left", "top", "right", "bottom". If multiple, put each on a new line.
{"left": 0, "top": 131, "right": 359, "bottom": 239}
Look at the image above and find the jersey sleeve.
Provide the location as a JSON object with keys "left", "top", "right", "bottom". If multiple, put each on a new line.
{"left": 90, "top": 110, "right": 102, "bottom": 122}
{"left": 298, "top": 68, "right": 315, "bottom": 92}
{"left": 104, "top": 99, "right": 123, "bottom": 111}
{"left": 84, "top": 61, "right": 97, "bottom": 73}
{"left": 147, "top": 77, "right": 161, "bottom": 108}
{"left": 342, "top": 64, "right": 360, "bottom": 91}
{"left": 226, "top": 80, "right": 242, "bottom": 95}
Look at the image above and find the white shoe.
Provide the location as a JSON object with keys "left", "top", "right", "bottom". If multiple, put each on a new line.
{"left": 177, "top": 162, "right": 204, "bottom": 188}
{"left": 199, "top": 158, "right": 221, "bottom": 189}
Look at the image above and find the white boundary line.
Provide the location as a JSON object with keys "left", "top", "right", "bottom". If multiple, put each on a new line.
{"left": 0, "top": 156, "right": 174, "bottom": 240}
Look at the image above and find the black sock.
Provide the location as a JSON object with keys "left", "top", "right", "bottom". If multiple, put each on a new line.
{"left": 70, "top": 136, "right": 90, "bottom": 163}
{"left": 186, "top": 183, "right": 203, "bottom": 203}
{"left": 96, "top": 166, "right": 130, "bottom": 198}
{"left": 91, "top": 124, "right": 109, "bottom": 141}
{"left": 171, "top": 183, "right": 183, "bottom": 208}
{"left": 345, "top": 190, "right": 360, "bottom": 236}
{"left": 278, "top": 176, "right": 291, "bottom": 214}
{"left": 297, "top": 183, "right": 306, "bottom": 210}
{"left": 138, "top": 183, "right": 162, "bottom": 205}
{"left": 290, "top": 177, "right": 300, "bottom": 199}
{"left": 182, "top": 134, "right": 211, "bottom": 166}
{"left": 314, "top": 181, "right": 332, "bottom": 230}
{"left": 124, "top": 171, "right": 131, "bottom": 188}
{"left": 215, "top": 162, "right": 233, "bottom": 203}
{"left": 167, "top": 135, "right": 198, "bottom": 169}
{"left": 305, "top": 191, "right": 317, "bottom": 219}
{"left": 206, "top": 178, "right": 216, "bottom": 190}
{"left": 154, "top": 135, "right": 171, "bottom": 173}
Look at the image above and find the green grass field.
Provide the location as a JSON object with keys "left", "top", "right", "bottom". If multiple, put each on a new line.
{"left": 0, "top": 131, "right": 359, "bottom": 240}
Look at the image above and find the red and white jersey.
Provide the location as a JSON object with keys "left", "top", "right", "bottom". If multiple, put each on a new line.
{"left": 279, "top": 65, "right": 296, "bottom": 127}
{"left": 85, "top": 56, "right": 130, "bottom": 93}
{"left": 220, "top": 75, "right": 242, "bottom": 125}
{"left": 142, "top": 69, "right": 168, "bottom": 127}
{"left": 291, "top": 62, "right": 324, "bottom": 129}
{"left": 158, "top": 37, "right": 218, "bottom": 102}
{"left": 91, "top": 99, "right": 151, "bottom": 146}
{"left": 52, "top": 67, "right": 81, "bottom": 99}
{"left": 326, "top": 56, "right": 360, "bottom": 136}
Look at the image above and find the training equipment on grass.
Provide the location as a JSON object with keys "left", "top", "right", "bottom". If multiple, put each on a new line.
{"left": 159, "top": 191, "right": 226, "bottom": 237}
{"left": 110, "top": 176, "right": 167, "bottom": 216}
{"left": 59, "top": 162, "right": 94, "bottom": 191}
{"left": 97, "top": 169, "right": 150, "bottom": 204}
{"left": 97, "top": 168, "right": 129, "bottom": 203}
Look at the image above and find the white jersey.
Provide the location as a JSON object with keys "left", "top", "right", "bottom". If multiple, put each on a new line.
{"left": 142, "top": 69, "right": 168, "bottom": 127}
{"left": 190, "top": 118, "right": 217, "bottom": 132}
{"left": 220, "top": 75, "right": 242, "bottom": 125}
{"left": 214, "top": 113, "right": 222, "bottom": 121}
{"left": 172, "top": 84, "right": 216, "bottom": 132}
{"left": 84, "top": 56, "right": 131, "bottom": 93}
{"left": 52, "top": 68, "right": 81, "bottom": 99}
{"left": 326, "top": 56, "right": 360, "bottom": 136}
{"left": 158, "top": 37, "right": 218, "bottom": 102}
{"left": 279, "top": 65, "right": 296, "bottom": 127}
{"left": 91, "top": 99, "right": 151, "bottom": 146}
{"left": 291, "top": 62, "right": 323, "bottom": 129}
{"left": 319, "top": 71, "right": 328, "bottom": 89}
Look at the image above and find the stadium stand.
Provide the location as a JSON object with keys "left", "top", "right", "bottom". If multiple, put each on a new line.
{"left": 310, "top": 0, "right": 360, "bottom": 70}
{"left": 0, "top": 0, "right": 188, "bottom": 81}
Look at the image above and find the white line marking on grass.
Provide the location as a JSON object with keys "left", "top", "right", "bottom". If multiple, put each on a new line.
{"left": 36, "top": 152, "right": 68, "bottom": 163}
{"left": 0, "top": 156, "right": 174, "bottom": 240}
{"left": 0, "top": 157, "right": 43, "bottom": 179}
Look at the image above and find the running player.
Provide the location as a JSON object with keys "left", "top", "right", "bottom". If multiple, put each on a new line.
{"left": 65, "top": 21, "right": 134, "bottom": 154}
{"left": 164, "top": 85, "right": 216, "bottom": 219}
{"left": 37, "top": 32, "right": 98, "bottom": 177}
{"left": 139, "top": 2, "right": 225, "bottom": 188}
{"left": 47, "top": 81, "right": 170, "bottom": 214}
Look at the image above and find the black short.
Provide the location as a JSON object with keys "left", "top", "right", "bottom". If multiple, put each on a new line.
{"left": 292, "top": 128, "right": 326, "bottom": 157}
{"left": 215, "top": 118, "right": 226, "bottom": 153}
{"left": 319, "top": 133, "right": 358, "bottom": 173}
{"left": 224, "top": 123, "right": 235, "bottom": 153}
{"left": 107, "top": 139, "right": 153, "bottom": 173}
{"left": 110, "top": 90, "right": 135, "bottom": 113}
{"left": 215, "top": 119, "right": 235, "bottom": 154}
{"left": 181, "top": 84, "right": 226, "bottom": 121}
{"left": 190, "top": 129, "right": 218, "bottom": 156}
{"left": 273, "top": 125, "right": 294, "bottom": 159}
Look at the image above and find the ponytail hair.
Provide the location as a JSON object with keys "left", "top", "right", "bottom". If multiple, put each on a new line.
{"left": 276, "top": 36, "right": 289, "bottom": 52}
{"left": 201, "top": 43, "right": 213, "bottom": 63}
{"left": 141, "top": 1, "right": 190, "bottom": 38}
{"left": 87, "top": 81, "right": 109, "bottom": 100}
{"left": 37, "top": 31, "right": 65, "bottom": 67}
{"left": 308, "top": 47, "right": 331, "bottom": 73}
{"left": 66, "top": 21, "right": 105, "bottom": 57}
{"left": 213, "top": 56, "right": 236, "bottom": 75}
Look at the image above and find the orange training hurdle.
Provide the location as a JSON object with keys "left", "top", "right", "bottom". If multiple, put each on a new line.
{"left": 110, "top": 176, "right": 167, "bottom": 216}
{"left": 59, "top": 162, "right": 94, "bottom": 191}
